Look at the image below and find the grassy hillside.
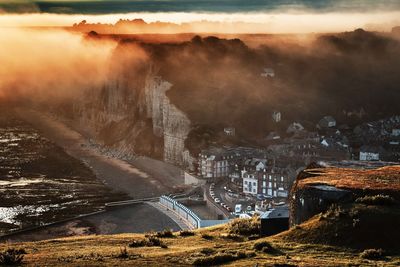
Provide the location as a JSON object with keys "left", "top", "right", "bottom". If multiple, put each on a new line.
{"left": 1, "top": 217, "right": 399, "bottom": 266}
{"left": 2, "top": 166, "right": 400, "bottom": 266}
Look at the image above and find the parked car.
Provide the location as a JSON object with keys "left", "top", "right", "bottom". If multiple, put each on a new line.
{"left": 214, "top": 198, "right": 221, "bottom": 203}
{"left": 235, "top": 204, "right": 242, "bottom": 213}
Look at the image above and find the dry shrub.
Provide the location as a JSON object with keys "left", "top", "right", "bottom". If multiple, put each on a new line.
{"left": 179, "top": 230, "right": 196, "bottom": 237}
{"left": 360, "top": 249, "right": 385, "bottom": 260}
{"left": 200, "top": 248, "right": 216, "bottom": 255}
{"left": 192, "top": 251, "right": 252, "bottom": 266}
{"left": 254, "top": 241, "right": 282, "bottom": 254}
{"left": 356, "top": 195, "right": 395, "bottom": 206}
{"left": 228, "top": 216, "right": 260, "bottom": 236}
{"left": 116, "top": 247, "right": 129, "bottom": 259}
{"left": 201, "top": 233, "right": 214, "bottom": 240}
{"left": 0, "top": 248, "right": 26, "bottom": 265}
{"left": 155, "top": 229, "right": 175, "bottom": 238}
{"left": 128, "top": 236, "right": 167, "bottom": 248}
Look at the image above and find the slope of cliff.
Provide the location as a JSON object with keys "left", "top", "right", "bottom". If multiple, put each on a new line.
{"left": 284, "top": 165, "right": 400, "bottom": 251}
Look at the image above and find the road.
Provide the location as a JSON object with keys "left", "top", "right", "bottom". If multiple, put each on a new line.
{"left": 211, "top": 179, "right": 255, "bottom": 214}
{"left": 205, "top": 181, "right": 233, "bottom": 218}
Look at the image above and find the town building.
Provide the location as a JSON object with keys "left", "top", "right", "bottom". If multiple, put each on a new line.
{"left": 223, "top": 127, "right": 236, "bottom": 136}
{"left": 392, "top": 128, "right": 400, "bottom": 136}
{"left": 272, "top": 111, "right": 281, "bottom": 122}
{"left": 198, "top": 147, "right": 266, "bottom": 179}
{"left": 359, "top": 145, "right": 385, "bottom": 161}
{"left": 287, "top": 122, "right": 305, "bottom": 134}
{"left": 242, "top": 170, "right": 258, "bottom": 195}
{"left": 242, "top": 162, "right": 291, "bottom": 198}
{"left": 266, "top": 131, "right": 281, "bottom": 141}
{"left": 261, "top": 68, "right": 275, "bottom": 78}
{"left": 260, "top": 205, "right": 289, "bottom": 236}
{"left": 198, "top": 148, "right": 232, "bottom": 178}
{"left": 317, "top": 116, "right": 336, "bottom": 129}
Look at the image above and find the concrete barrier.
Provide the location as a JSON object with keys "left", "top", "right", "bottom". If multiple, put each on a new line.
{"left": 159, "top": 195, "right": 231, "bottom": 229}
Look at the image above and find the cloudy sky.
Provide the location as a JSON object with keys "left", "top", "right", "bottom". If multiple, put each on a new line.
{"left": 1, "top": 0, "right": 400, "bottom": 14}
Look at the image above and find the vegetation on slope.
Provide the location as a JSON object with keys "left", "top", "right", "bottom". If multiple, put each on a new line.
{"left": 1, "top": 214, "right": 400, "bottom": 266}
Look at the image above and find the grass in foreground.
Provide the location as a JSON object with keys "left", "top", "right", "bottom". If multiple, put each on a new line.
{"left": 1, "top": 220, "right": 399, "bottom": 267}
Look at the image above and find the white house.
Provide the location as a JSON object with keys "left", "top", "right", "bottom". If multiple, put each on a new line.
{"left": 272, "top": 111, "right": 281, "bottom": 122}
{"left": 261, "top": 68, "right": 275, "bottom": 78}
{"left": 359, "top": 146, "right": 384, "bottom": 161}
{"left": 198, "top": 148, "right": 232, "bottom": 178}
{"left": 392, "top": 129, "right": 400, "bottom": 136}
{"left": 242, "top": 169, "right": 258, "bottom": 195}
{"left": 287, "top": 122, "right": 305, "bottom": 134}
{"left": 318, "top": 116, "right": 336, "bottom": 129}
{"left": 224, "top": 127, "right": 236, "bottom": 136}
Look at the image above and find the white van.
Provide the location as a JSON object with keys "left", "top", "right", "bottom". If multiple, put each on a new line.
{"left": 235, "top": 204, "right": 242, "bottom": 214}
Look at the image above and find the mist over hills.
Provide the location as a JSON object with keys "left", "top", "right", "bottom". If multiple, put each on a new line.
{"left": 43, "top": 28, "right": 400, "bottom": 158}
{"left": 147, "top": 30, "right": 399, "bottom": 131}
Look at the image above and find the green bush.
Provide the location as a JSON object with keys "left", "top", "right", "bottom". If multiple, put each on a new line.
{"left": 355, "top": 195, "right": 396, "bottom": 206}
{"left": 0, "top": 248, "right": 26, "bottom": 265}
{"left": 360, "top": 249, "right": 385, "bottom": 260}
{"left": 228, "top": 216, "right": 260, "bottom": 236}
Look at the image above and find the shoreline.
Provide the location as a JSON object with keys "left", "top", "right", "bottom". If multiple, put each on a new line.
{"left": 15, "top": 108, "right": 185, "bottom": 198}
{"left": 1, "top": 108, "right": 187, "bottom": 241}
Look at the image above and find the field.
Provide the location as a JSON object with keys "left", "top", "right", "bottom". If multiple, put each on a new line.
{"left": 1, "top": 218, "right": 399, "bottom": 266}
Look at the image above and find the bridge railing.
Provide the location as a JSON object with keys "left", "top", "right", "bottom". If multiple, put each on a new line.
{"left": 159, "top": 195, "right": 230, "bottom": 229}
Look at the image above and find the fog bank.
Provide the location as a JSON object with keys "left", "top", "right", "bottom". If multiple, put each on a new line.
{"left": 1, "top": 12, "right": 400, "bottom": 33}
{"left": 0, "top": 28, "right": 116, "bottom": 102}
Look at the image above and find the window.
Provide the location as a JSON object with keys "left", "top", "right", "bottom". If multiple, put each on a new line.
{"left": 244, "top": 181, "right": 248, "bottom": 184}
{"left": 253, "top": 182, "right": 256, "bottom": 186}
{"left": 253, "top": 189, "right": 256, "bottom": 193}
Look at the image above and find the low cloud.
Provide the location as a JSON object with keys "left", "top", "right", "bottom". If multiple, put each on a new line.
{"left": 0, "top": 28, "right": 116, "bottom": 102}
{"left": 1, "top": 12, "right": 400, "bottom": 33}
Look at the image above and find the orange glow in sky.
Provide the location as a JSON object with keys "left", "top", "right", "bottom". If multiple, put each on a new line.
{"left": 0, "top": 11, "right": 399, "bottom": 33}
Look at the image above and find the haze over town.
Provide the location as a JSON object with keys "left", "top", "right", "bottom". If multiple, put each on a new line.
{"left": 0, "top": 0, "right": 400, "bottom": 266}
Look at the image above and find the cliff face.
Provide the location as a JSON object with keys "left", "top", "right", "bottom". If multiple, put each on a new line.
{"left": 289, "top": 166, "right": 400, "bottom": 226}
{"left": 71, "top": 45, "right": 192, "bottom": 166}
{"left": 143, "top": 74, "right": 192, "bottom": 165}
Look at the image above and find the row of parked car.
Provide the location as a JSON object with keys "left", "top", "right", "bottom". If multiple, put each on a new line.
{"left": 209, "top": 183, "right": 232, "bottom": 212}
